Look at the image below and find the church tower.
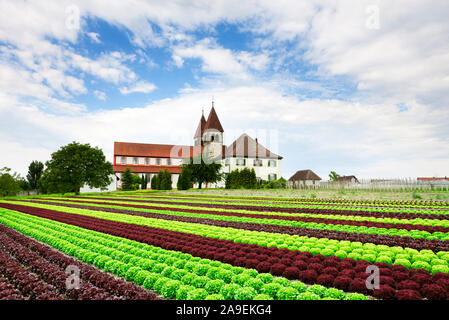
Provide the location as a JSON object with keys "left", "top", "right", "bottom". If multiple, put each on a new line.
{"left": 194, "top": 110, "right": 206, "bottom": 147}
{"left": 201, "top": 102, "right": 224, "bottom": 159}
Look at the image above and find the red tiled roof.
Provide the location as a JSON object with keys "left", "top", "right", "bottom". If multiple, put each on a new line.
{"left": 289, "top": 170, "right": 321, "bottom": 181}
{"left": 194, "top": 114, "right": 206, "bottom": 138}
{"left": 224, "top": 134, "right": 282, "bottom": 159}
{"left": 418, "top": 177, "right": 449, "bottom": 181}
{"left": 114, "top": 142, "right": 202, "bottom": 158}
{"left": 204, "top": 106, "right": 224, "bottom": 132}
{"left": 113, "top": 165, "right": 182, "bottom": 174}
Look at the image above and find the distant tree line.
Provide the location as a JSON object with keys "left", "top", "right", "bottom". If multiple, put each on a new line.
{"left": 224, "top": 168, "right": 287, "bottom": 189}
{"left": 0, "top": 141, "right": 113, "bottom": 197}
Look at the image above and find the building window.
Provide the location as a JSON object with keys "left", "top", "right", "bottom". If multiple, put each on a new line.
{"left": 268, "top": 173, "right": 277, "bottom": 181}
{"left": 145, "top": 158, "right": 150, "bottom": 165}
{"left": 156, "top": 158, "right": 161, "bottom": 165}
{"left": 253, "top": 159, "right": 263, "bottom": 167}
{"left": 133, "top": 158, "right": 138, "bottom": 165}
{"left": 167, "top": 159, "right": 172, "bottom": 166}
{"left": 121, "top": 157, "right": 126, "bottom": 165}
{"left": 268, "top": 160, "right": 277, "bottom": 167}
{"left": 236, "top": 158, "right": 246, "bottom": 166}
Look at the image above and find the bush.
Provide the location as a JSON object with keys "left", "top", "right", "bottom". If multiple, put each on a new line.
{"left": 151, "top": 174, "right": 160, "bottom": 190}
{"left": 177, "top": 168, "right": 192, "bottom": 190}
{"left": 159, "top": 169, "right": 172, "bottom": 190}
{"left": 225, "top": 168, "right": 258, "bottom": 189}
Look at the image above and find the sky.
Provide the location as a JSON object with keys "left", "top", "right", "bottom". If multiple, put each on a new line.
{"left": 0, "top": 0, "right": 448, "bottom": 181}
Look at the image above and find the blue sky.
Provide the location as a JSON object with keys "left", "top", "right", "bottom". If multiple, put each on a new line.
{"left": 0, "top": 0, "right": 448, "bottom": 181}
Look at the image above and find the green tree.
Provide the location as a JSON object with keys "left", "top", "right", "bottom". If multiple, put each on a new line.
{"left": 158, "top": 169, "right": 172, "bottom": 190}
{"left": 0, "top": 167, "right": 21, "bottom": 197}
{"left": 121, "top": 167, "right": 134, "bottom": 191}
{"left": 43, "top": 142, "right": 113, "bottom": 194}
{"left": 329, "top": 171, "right": 340, "bottom": 182}
{"left": 141, "top": 174, "right": 149, "bottom": 189}
{"left": 225, "top": 168, "right": 258, "bottom": 189}
{"left": 151, "top": 174, "right": 160, "bottom": 190}
{"left": 177, "top": 168, "right": 192, "bottom": 190}
{"left": 26, "top": 161, "right": 44, "bottom": 191}
{"left": 183, "top": 155, "right": 222, "bottom": 189}
{"left": 132, "top": 173, "right": 141, "bottom": 189}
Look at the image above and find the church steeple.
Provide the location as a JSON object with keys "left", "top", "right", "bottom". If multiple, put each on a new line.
{"left": 204, "top": 105, "right": 224, "bottom": 133}
{"left": 194, "top": 110, "right": 207, "bottom": 146}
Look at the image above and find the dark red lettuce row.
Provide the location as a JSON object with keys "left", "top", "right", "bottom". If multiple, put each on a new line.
{"left": 125, "top": 195, "right": 449, "bottom": 209}
{"left": 32, "top": 199, "right": 449, "bottom": 234}
{"left": 64, "top": 196, "right": 449, "bottom": 221}
{"left": 0, "top": 247, "right": 64, "bottom": 300}
{"left": 0, "top": 224, "right": 159, "bottom": 300}
{"left": 2, "top": 203, "right": 448, "bottom": 300}
{"left": 23, "top": 201, "right": 449, "bottom": 253}
{"left": 0, "top": 276, "right": 25, "bottom": 300}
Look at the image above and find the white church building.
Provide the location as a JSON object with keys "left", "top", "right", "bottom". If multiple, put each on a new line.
{"left": 113, "top": 105, "right": 283, "bottom": 189}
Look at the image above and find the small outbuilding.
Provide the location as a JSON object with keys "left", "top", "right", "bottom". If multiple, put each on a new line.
{"left": 288, "top": 169, "right": 322, "bottom": 187}
{"left": 336, "top": 175, "right": 359, "bottom": 184}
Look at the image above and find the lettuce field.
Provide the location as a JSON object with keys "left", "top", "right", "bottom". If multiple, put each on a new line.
{"left": 1, "top": 192, "right": 449, "bottom": 300}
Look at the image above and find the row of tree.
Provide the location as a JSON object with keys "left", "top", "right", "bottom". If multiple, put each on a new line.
{"left": 120, "top": 168, "right": 173, "bottom": 191}
{"left": 1, "top": 142, "right": 113, "bottom": 197}
{"left": 225, "top": 168, "right": 258, "bottom": 189}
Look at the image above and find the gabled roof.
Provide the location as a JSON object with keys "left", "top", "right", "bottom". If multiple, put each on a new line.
{"left": 418, "top": 177, "right": 449, "bottom": 181}
{"left": 336, "top": 175, "right": 359, "bottom": 182}
{"left": 224, "top": 134, "right": 282, "bottom": 159}
{"left": 194, "top": 113, "right": 206, "bottom": 138}
{"left": 203, "top": 106, "right": 224, "bottom": 132}
{"left": 289, "top": 170, "right": 321, "bottom": 181}
{"left": 114, "top": 142, "right": 202, "bottom": 158}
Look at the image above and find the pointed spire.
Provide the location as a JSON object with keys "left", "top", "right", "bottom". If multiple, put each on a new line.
{"left": 204, "top": 105, "right": 224, "bottom": 133}
{"left": 194, "top": 110, "right": 207, "bottom": 138}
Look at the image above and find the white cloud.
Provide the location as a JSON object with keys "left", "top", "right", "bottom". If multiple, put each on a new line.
{"left": 119, "top": 81, "right": 157, "bottom": 95}
{"left": 173, "top": 38, "right": 270, "bottom": 81}
{"left": 87, "top": 32, "right": 101, "bottom": 43}
{"left": 1, "top": 86, "right": 448, "bottom": 180}
{"left": 93, "top": 90, "right": 107, "bottom": 101}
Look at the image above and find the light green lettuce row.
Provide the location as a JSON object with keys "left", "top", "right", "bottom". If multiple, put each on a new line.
{"left": 78, "top": 194, "right": 449, "bottom": 216}
{"left": 101, "top": 192, "right": 449, "bottom": 209}
{"left": 0, "top": 208, "right": 366, "bottom": 300}
{"left": 44, "top": 197, "right": 449, "bottom": 228}
{"left": 17, "top": 199, "right": 449, "bottom": 242}
{"left": 3, "top": 200, "right": 449, "bottom": 274}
